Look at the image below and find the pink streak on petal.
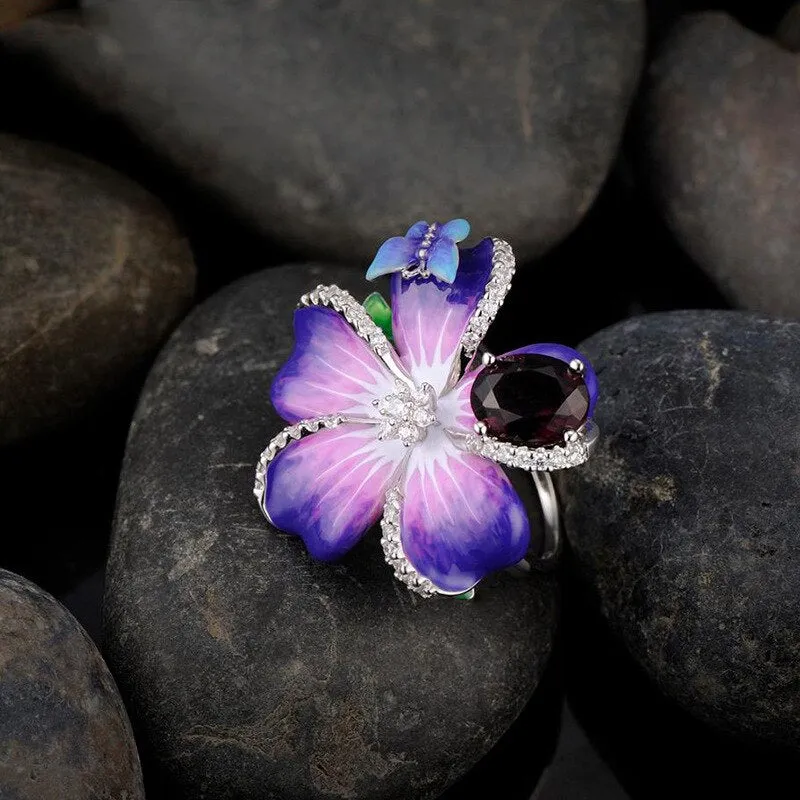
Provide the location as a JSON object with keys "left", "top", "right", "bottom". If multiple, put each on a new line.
{"left": 264, "top": 424, "right": 407, "bottom": 561}
{"left": 398, "top": 427, "right": 529, "bottom": 593}
{"left": 390, "top": 238, "right": 495, "bottom": 395}
{"left": 271, "top": 306, "right": 396, "bottom": 423}
{"left": 437, "top": 369, "right": 479, "bottom": 433}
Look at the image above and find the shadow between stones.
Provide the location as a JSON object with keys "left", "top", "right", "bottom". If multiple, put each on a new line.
{"left": 644, "top": 0, "right": 795, "bottom": 41}
{"left": 0, "top": 378, "right": 139, "bottom": 606}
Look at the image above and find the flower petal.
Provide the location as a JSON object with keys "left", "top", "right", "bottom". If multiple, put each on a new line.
{"left": 271, "top": 306, "right": 395, "bottom": 423}
{"left": 503, "top": 343, "right": 600, "bottom": 415}
{"left": 426, "top": 236, "right": 459, "bottom": 284}
{"left": 264, "top": 424, "right": 407, "bottom": 561}
{"left": 366, "top": 236, "right": 418, "bottom": 280}
{"left": 437, "top": 370, "right": 478, "bottom": 433}
{"left": 399, "top": 427, "right": 530, "bottom": 593}
{"left": 439, "top": 218, "right": 471, "bottom": 242}
{"left": 391, "top": 237, "right": 495, "bottom": 395}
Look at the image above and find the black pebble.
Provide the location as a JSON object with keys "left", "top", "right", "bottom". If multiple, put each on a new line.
{"left": 642, "top": 13, "right": 800, "bottom": 319}
{"left": 2, "top": 0, "right": 644, "bottom": 263}
{"left": 563, "top": 310, "right": 800, "bottom": 750}
{"left": 0, "top": 569, "right": 144, "bottom": 800}
{"left": 105, "top": 263, "right": 558, "bottom": 799}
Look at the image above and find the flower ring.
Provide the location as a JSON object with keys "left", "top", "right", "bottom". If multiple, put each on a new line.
{"left": 254, "top": 222, "right": 599, "bottom": 598}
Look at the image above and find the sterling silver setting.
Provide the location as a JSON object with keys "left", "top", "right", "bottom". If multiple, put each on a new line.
{"left": 454, "top": 419, "right": 599, "bottom": 472}
{"left": 380, "top": 487, "right": 439, "bottom": 598}
{"left": 255, "top": 237, "right": 599, "bottom": 598}
{"left": 460, "top": 238, "right": 516, "bottom": 359}
{"left": 254, "top": 414, "right": 346, "bottom": 525}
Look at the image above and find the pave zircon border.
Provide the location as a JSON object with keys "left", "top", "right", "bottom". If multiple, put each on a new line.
{"left": 380, "top": 488, "right": 438, "bottom": 598}
{"left": 460, "top": 238, "right": 516, "bottom": 358}
{"left": 459, "top": 421, "right": 599, "bottom": 472}
{"left": 300, "top": 284, "right": 391, "bottom": 356}
{"left": 253, "top": 415, "right": 345, "bottom": 513}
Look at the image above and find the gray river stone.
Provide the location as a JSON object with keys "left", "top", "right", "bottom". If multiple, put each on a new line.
{"left": 1, "top": 0, "right": 644, "bottom": 263}
{"left": 0, "top": 569, "right": 144, "bottom": 800}
{"left": 643, "top": 13, "right": 800, "bottom": 319}
{"left": 104, "top": 262, "right": 558, "bottom": 799}
{"left": 0, "top": 134, "right": 195, "bottom": 445}
{"left": 563, "top": 310, "right": 800, "bottom": 750}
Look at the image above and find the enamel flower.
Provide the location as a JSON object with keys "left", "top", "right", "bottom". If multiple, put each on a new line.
{"left": 255, "top": 227, "right": 598, "bottom": 597}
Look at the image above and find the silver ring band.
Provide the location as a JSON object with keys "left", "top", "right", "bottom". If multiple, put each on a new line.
{"left": 506, "top": 471, "right": 561, "bottom": 578}
{"left": 532, "top": 470, "right": 562, "bottom": 567}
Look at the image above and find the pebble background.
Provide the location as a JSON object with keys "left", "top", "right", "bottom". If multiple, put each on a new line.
{"left": 1, "top": 1, "right": 799, "bottom": 798}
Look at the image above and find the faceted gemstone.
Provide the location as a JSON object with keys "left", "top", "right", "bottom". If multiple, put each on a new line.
{"left": 470, "top": 354, "right": 590, "bottom": 446}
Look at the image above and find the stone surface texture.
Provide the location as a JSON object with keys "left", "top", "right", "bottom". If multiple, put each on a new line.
{"left": 104, "top": 263, "right": 558, "bottom": 799}
{"left": 643, "top": 13, "right": 800, "bottom": 319}
{"left": 0, "top": 569, "right": 145, "bottom": 800}
{"left": 1, "top": 0, "right": 644, "bottom": 262}
{"left": 0, "top": 134, "right": 195, "bottom": 444}
{"left": 562, "top": 310, "right": 800, "bottom": 749}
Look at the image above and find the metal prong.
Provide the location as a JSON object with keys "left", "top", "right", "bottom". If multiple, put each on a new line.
{"left": 421, "top": 382, "right": 437, "bottom": 405}
{"left": 564, "top": 429, "right": 579, "bottom": 443}
{"left": 474, "top": 421, "right": 488, "bottom": 436}
{"left": 481, "top": 352, "right": 496, "bottom": 366}
{"left": 568, "top": 358, "right": 585, "bottom": 376}
{"left": 372, "top": 398, "right": 380, "bottom": 406}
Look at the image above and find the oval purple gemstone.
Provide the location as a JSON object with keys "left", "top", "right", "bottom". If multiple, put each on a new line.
{"left": 470, "top": 354, "right": 590, "bottom": 447}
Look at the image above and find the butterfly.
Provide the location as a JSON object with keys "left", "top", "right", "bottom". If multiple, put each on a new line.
{"left": 365, "top": 219, "right": 471, "bottom": 284}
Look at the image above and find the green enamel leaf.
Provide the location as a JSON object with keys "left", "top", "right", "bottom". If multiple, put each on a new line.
{"left": 363, "top": 291, "right": 393, "bottom": 342}
{"left": 455, "top": 589, "right": 476, "bottom": 601}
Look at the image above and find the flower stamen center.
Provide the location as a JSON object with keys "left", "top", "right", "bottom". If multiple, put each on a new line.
{"left": 375, "top": 380, "right": 437, "bottom": 446}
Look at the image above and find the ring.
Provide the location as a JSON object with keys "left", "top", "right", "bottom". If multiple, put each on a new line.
{"left": 254, "top": 219, "right": 599, "bottom": 598}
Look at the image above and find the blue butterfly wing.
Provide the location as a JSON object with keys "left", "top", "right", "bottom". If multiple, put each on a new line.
{"left": 439, "top": 218, "right": 470, "bottom": 243}
{"left": 365, "top": 236, "right": 418, "bottom": 280}
{"left": 405, "top": 220, "right": 429, "bottom": 239}
{"left": 426, "top": 237, "right": 459, "bottom": 284}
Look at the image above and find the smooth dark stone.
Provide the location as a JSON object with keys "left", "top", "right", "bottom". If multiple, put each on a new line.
{"left": 641, "top": 13, "right": 800, "bottom": 319}
{"left": 562, "top": 310, "right": 800, "bottom": 750}
{"left": 0, "top": 134, "right": 195, "bottom": 445}
{"left": 104, "top": 263, "right": 558, "bottom": 799}
{"left": 563, "top": 567, "right": 800, "bottom": 799}
{"left": 0, "top": 569, "right": 144, "bottom": 800}
{"left": 776, "top": 3, "right": 800, "bottom": 51}
{"left": 471, "top": 355, "right": 589, "bottom": 447}
{"left": 1, "top": 0, "right": 644, "bottom": 263}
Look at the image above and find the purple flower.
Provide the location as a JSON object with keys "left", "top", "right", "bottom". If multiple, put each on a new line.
{"left": 262, "top": 236, "right": 596, "bottom": 595}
